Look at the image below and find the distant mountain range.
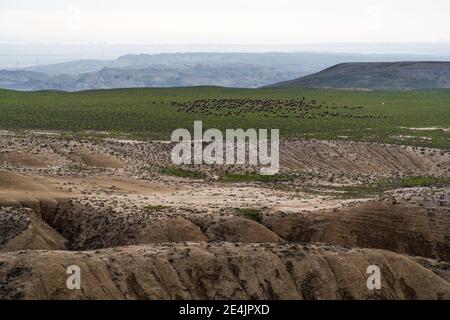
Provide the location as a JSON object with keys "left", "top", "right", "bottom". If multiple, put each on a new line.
{"left": 1, "top": 53, "right": 450, "bottom": 91}
{"left": 1, "top": 64, "right": 301, "bottom": 91}
{"left": 267, "top": 62, "right": 450, "bottom": 90}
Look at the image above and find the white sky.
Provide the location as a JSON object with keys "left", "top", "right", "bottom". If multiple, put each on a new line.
{"left": 0, "top": 0, "right": 449, "bottom": 44}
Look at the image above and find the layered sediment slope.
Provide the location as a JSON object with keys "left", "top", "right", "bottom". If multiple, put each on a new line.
{"left": 265, "top": 192, "right": 450, "bottom": 262}
{"left": 1, "top": 243, "right": 449, "bottom": 300}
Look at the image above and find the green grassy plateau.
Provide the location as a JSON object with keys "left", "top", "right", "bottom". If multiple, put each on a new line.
{"left": 0, "top": 87, "right": 449, "bottom": 148}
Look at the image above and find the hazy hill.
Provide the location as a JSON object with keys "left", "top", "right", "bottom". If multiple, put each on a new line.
{"left": 0, "top": 64, "right": 301, "bottom": 91}
{"left": 267, "top": 61, "right": 450, "bottom": 90}
{"left": 25, "top": 52, "right": 448, "bottom": 75}
{"left": 24, "top": 52, "right": 325, "bottom": 75}
{"left": 0, "top": 70, "right": 49, "bottom": 91}
{"left": 2, "top": 53, "right": 450, "bottom": 91}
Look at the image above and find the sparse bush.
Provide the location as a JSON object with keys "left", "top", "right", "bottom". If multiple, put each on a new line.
{"left": 398, "top": 176, "right": 450, "bottom": 188}
{"left": 220, "top": 172, "right": 292, "bottom": 183}
{"left": 160, "top": 167, "right": 207, "bottom": 179}
{"left": 234, "top": 208, "right": 264, "bottom": 223}
{"left": 143, "top": 205, "right": 168, "bottom": 212}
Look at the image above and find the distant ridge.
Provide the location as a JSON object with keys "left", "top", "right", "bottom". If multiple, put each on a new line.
{"left": 3, "top": 55, "right": 450, "bottom": 91}
{"left": 266, "top": 61, "right": 450, "bottom": 90}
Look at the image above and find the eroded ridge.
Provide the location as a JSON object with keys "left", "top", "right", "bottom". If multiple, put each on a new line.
{"left": 1, "top": 243, "right": 449, "bottom": 300}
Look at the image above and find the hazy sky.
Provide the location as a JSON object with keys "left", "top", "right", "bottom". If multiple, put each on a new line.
{"left": 1, "top": 0, "right": 449, "bottom": 44}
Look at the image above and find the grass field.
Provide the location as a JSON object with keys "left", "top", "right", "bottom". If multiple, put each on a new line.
{"left": 0, "top": 87, "right": 449, "bottom": 149}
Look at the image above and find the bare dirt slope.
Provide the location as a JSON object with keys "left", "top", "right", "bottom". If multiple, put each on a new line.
{"left": 280, "top": 140, "right": 449, "bottom": 176}
{"left": 0, "top": 207, "right": 66, "bottom": 252}
{"left": 1, "top": 243, "right": 449, "bottom": 300}
{"left": 265, "top": 191, "right": 450, "bottom": 262}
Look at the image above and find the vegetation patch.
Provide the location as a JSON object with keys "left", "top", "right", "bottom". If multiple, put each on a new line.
{"left": 219, "top": 172, "right": 293, "bottom": 183}
{"left": 160, "top": 166, "right": 207, "bottom": 179}
{"left": 397, "top": 176, "right": 450, "bottom": 188}
{"left": 143, "top": 205, "right": 168, "bottom": 212}
{"left": 234, "top": 208, "right": 264, "bottom": 223}
{"left": 317, "top": 176, "right": 450, "bottom": 199}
